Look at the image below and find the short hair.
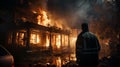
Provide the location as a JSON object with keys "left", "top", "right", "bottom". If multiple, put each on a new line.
{"left": 81, "top": 23, "right": 89, "bottom": 31}
{"left": 82, "top": 23, "right": 88, "bottom": 27}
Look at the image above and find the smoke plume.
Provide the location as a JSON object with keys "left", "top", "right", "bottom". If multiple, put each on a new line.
{"left": 47, "top": 0, "right": 103, "bottom": 28}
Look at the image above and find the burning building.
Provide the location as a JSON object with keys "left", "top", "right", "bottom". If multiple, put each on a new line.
{"left": 0, "top": 0, "right": 77, "bottom": 66}
{"left": 0, "top": 0, "right": 120, "bottom": 66}
{"left": 2, "top": 3, "right": 72, "bottom": 55}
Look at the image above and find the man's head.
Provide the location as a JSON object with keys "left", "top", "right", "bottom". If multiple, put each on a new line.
{"left": 81, "top": 23, "right": 89, "bottom": 32}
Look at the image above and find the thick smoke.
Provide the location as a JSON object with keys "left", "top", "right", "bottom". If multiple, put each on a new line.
{"left": 26, "top": 0, "right": 104, "bottom": 28}
{"left": 47, "top": 0, "right": 103, "bottom": 28}
{"left": 46, "top": 0, "right": 120, "bottom": 42}
{"left": 25, "top": 0, "right": 119, "bottom": 38}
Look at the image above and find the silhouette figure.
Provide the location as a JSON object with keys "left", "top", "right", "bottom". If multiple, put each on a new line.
{"left": 76, "top": 22, "right": 101, "bottom": 67}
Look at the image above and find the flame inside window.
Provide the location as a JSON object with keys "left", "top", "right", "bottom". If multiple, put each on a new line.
{"left": 56, "top": 35, "right": 61, "bottom": 49}
{"left": 16, "top": 32, "right": 25, "bottom": 46}
{"left": 46, "top": 35, "right": 50, "bottom": 47}
{"left": 30, "top": 33, "right": 40, "bottom": 44}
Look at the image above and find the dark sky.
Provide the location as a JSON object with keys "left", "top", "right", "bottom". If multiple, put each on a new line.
{"left": 0, "top": 0, "right": 17, "bottom": 9}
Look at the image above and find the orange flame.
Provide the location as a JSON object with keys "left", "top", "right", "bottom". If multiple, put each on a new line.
{"left": 31, "top": 9, "right": 71, "bottom": 49}
{"left": 30, "top": 33, "right": 40, "bottom": 44}
{"left": 54, "top": 21, "right": 63, "bottom": 29}
{"left": 34, "top": 9, "right": 64, "bottom": 29}
{"left": 46, "top": 35, "right": 50, "bottom": 47}
{"left": 56, "top": 35, "right": 61, "bottom": 49}
{"left": 37, "top": 9, "right": 51, "bottom": 26}
{"left": 56, "top": 57, "right": 61, "bottom": 67}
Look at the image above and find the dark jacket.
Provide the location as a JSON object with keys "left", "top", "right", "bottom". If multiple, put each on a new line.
{"left": 76, "top": 32, "right": 101, "bottom": 59}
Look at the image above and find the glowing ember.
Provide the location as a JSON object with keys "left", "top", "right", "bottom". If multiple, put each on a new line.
{"left": 104, "top": 39, "right": 110, "bottom": 46}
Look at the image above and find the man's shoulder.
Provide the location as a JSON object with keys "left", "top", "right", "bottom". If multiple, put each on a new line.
{"left": 82, "top": 32, "right": 96, "bottom": 38}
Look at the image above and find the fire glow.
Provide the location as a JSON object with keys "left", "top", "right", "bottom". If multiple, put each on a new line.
{"left": 46, "top": 35, "right": 50, "bottom": 47}
{"left": 30, "top": 33, "right": 40, "bottom": 44}
{"left": 30, "top": 9, "right": 72, "bottom": 49}
{"left": 56, "top": 35, "right": 61, "bottom": 49}
{"left": 33, "top": 9, "right": 64, "bottom": 29}
{"left": 37, "top": 9, "right": 51, "bottom": 26}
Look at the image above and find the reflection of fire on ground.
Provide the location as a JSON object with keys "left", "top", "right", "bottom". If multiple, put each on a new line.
{"left": 29, "top": 53, "right": 76, "bottom": 67}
